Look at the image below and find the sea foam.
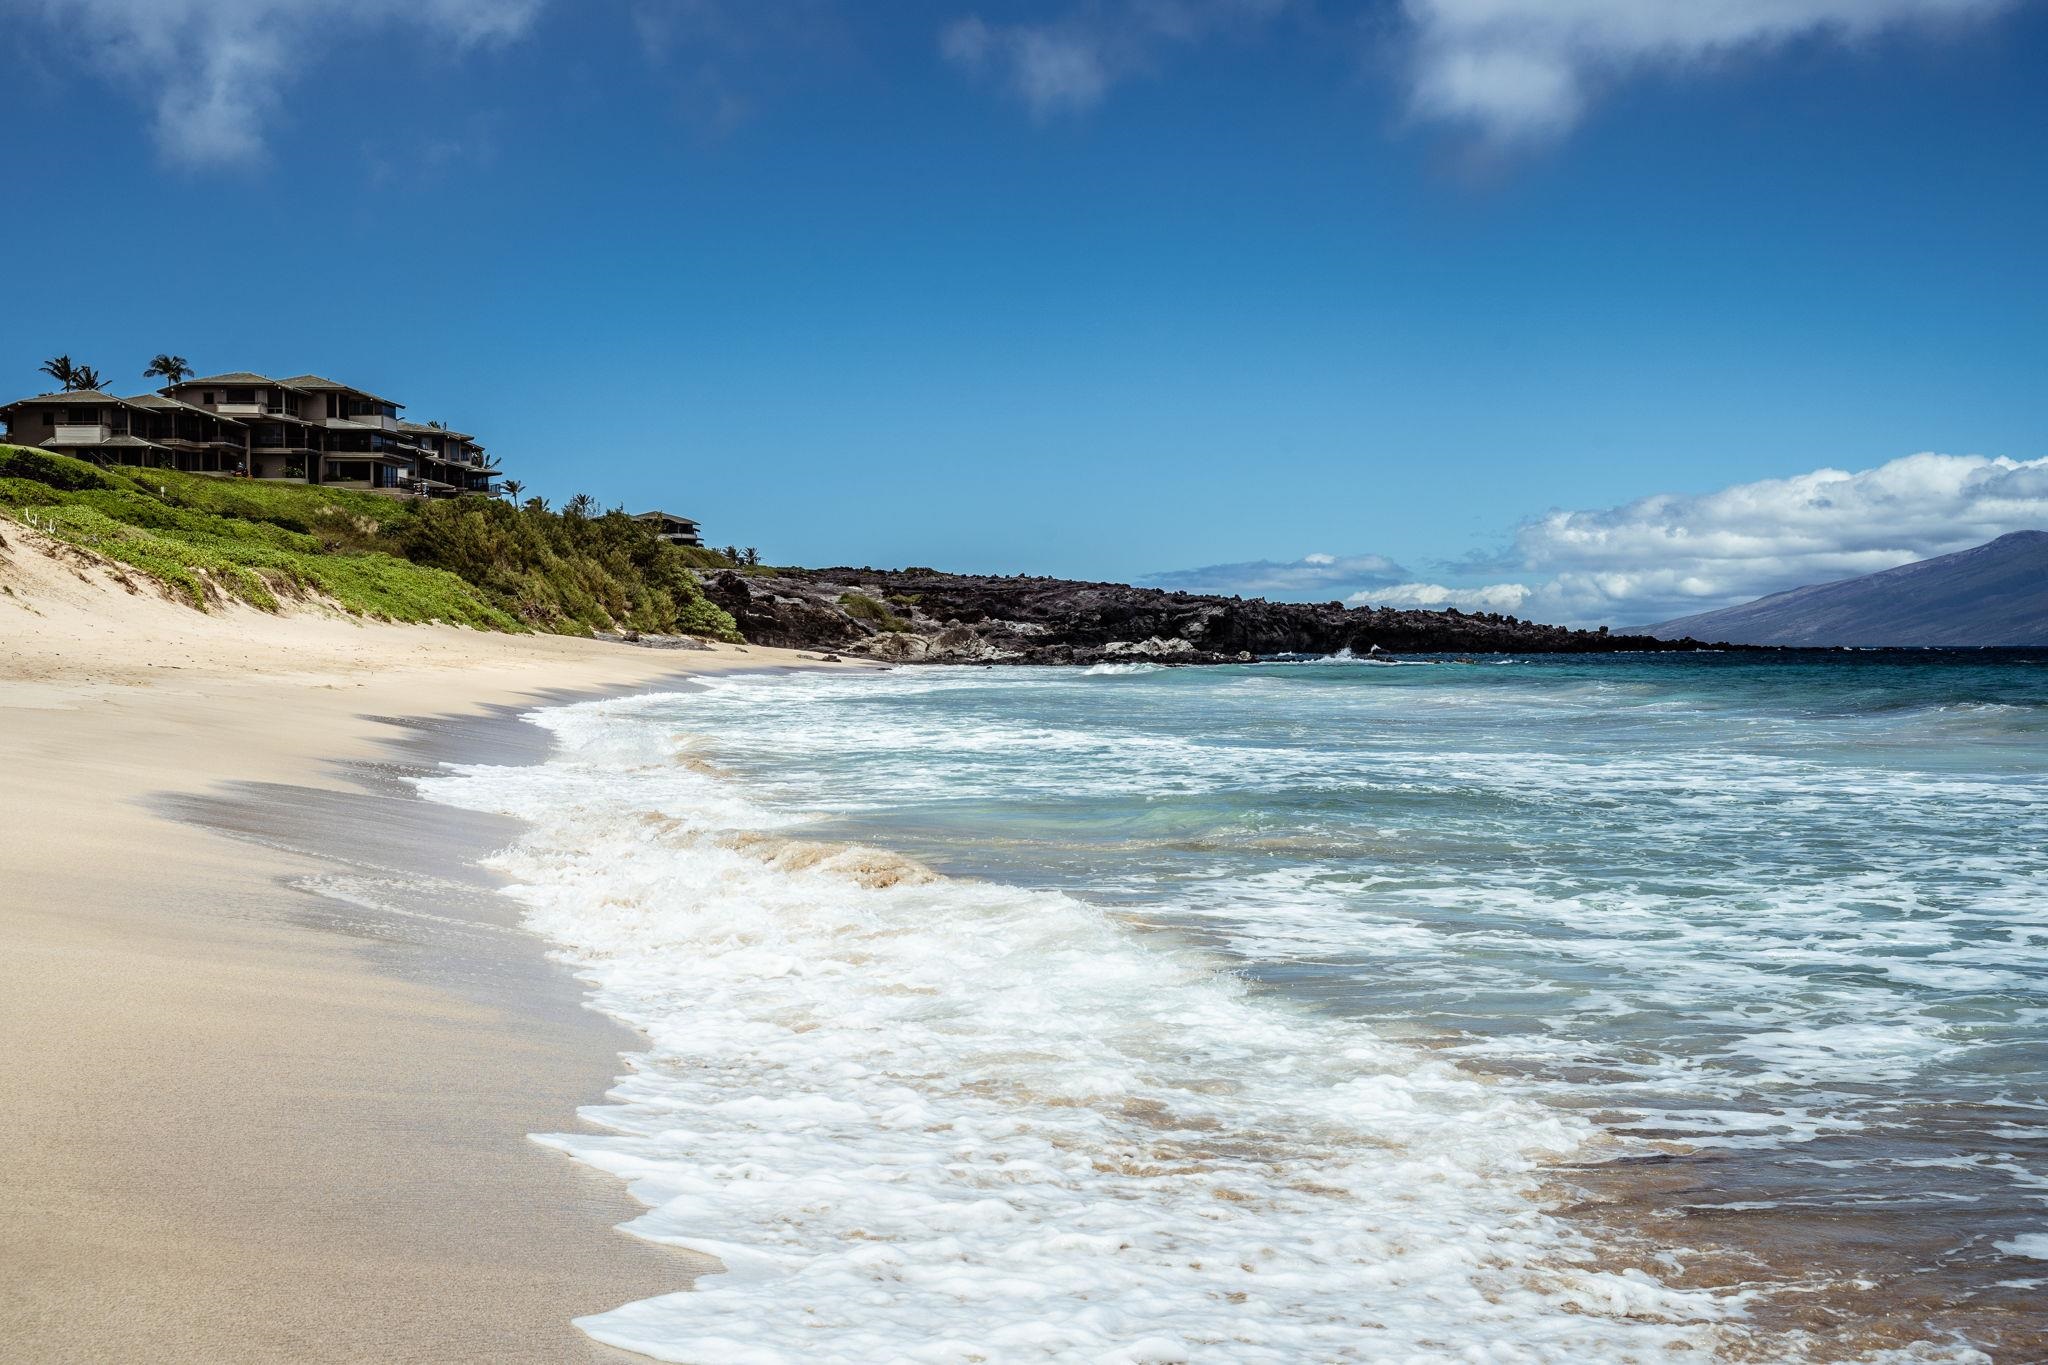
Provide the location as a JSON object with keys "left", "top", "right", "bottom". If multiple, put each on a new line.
{"left": 417, "top": 687, "right": 1741, "bottom": 1364}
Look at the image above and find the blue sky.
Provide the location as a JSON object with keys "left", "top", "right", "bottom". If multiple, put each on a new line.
{"left": 2, "top": 0, "right": 2043, "bottom": 625}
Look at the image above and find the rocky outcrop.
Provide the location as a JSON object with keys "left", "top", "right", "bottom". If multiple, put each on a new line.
{"left": 698, "top": 567, "right": 1728, "bottom": 664}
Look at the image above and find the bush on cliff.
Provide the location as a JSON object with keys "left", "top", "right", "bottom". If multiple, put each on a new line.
{"left": 398, "top": 497, "right": 739, "bottom": 638}
{"left": 0, "top": 446, "right": 739, "bottom": 640}
{"left": 838, "top": 591, "right": 910, "bottom": 632}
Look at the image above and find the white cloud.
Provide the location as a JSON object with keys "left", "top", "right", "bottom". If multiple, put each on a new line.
{"left": 1143, "top": 551, "right": 1407, "bottom": 598}
{"left": 942, "top": 0, "right": 1288, "bottom": 117}
{"left": 1487, "top": 451, "right": 2048, "bottom": 626}
{"left": 11, "top": 0, "right": 543, "bottom": 165}
{"left": 1351, "top": 581, "right": 1532, "bottom": 613}
{"left": 939, "top": 0, "right": 2014, "bottom": 142}
{"left": 1178, "top": 452, "right": 2048, "bottom": 630}
{"left": 1403, "top": 0, "right": 2014, "bottom": 143}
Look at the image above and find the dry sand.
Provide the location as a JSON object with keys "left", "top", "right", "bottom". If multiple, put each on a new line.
{"left": 0, "top": 526, "right": 840, "bottom": 1362}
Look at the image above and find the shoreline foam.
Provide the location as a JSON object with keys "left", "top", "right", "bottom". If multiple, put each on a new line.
{"left": 0, "top": 533, "right": 841, "bottom": 1362}
{"left": 420, "top": 683, "right": 1749, "bottom": 1363}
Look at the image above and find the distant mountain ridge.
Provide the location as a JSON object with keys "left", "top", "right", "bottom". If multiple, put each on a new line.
{"left": 1644, "top": 531, "right": 2048, "bottom": 646}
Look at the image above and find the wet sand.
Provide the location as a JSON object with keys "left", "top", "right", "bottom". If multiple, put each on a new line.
{"left": 0, "top": 529, "right": 843, "bottom": 1362}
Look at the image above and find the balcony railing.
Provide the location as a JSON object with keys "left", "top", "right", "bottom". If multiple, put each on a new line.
{"left": 52, "top": 424, "right": 110, "bottom": 444}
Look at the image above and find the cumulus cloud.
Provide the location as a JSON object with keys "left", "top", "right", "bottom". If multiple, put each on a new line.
{"left": 9, "top": 0, "right": 542, "bottom": 165}
{"left": 942, "top": 0, "right": 1288, "bottom": 117}
{"left": 1142, "top": 551, "right": 1407, "bottom": 599}
{"left": 1351, "top": 581, "right": 1532, "bottom": 613}
{"left": 1493, "top": 451, "right": 2048, "bottom": 625}
{"left": 1168, "top": 452, "right": 2048, "bottom": 630}
{"left": 1403, "top": 0, "right": 2014, "bottom": 144}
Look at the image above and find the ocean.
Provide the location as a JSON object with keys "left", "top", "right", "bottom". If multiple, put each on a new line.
{"left": 418, "top": 651, "right": 2048, "bottom": 1363}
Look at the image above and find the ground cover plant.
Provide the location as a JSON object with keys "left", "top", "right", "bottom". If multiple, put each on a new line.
{"left": 0, "top": 446, "right": 739, "bottom": 640}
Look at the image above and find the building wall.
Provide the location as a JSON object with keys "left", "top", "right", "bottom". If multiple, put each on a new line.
{"left": 8, "top": 376, "right": 498, "bottom": 491}
{"left": 6, "top": 400, "right": 121, "bottom": 445}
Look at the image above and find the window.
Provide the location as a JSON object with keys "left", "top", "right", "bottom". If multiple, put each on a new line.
{"left": 44, "top": 411, "right": 55, "bottom": 426}
{"left": 203, "top": 392, "right": 216, "bottom": 404}
{"left": 227, "top": 388, "right": 255, "bottom": 404}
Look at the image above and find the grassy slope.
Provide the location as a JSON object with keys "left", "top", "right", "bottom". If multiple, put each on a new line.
{"left": 0, "top": 447, "right": 739, "bottom": 639}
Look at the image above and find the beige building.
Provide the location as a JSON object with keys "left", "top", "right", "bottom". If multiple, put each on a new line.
{"left": 1, "top": 370, "right": 501, "bottom": 497}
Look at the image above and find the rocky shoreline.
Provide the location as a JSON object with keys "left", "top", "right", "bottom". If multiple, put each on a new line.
{"left": 698, "top": 567, "right": 1726, "bottom": 664}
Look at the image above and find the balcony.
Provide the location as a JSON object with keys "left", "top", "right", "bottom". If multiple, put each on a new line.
{"left": 52, "top": 424, "right": 110, "bottom": 445}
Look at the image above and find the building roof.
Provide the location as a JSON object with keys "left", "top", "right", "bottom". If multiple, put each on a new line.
{"left": 176, "top": 372, "right": 286, "bottom": 388}
{"left": 124, "top": 393, "right": 248, "bottom": 423}
{"left": 277, "top": 374, "right": 403, "bottom": 407}
{"left": 634, "top": 510, "right": 701, "bottom": 527}
{"left": 42, "top": 433, "right": 169, "bottom": 451}
{"left": 397, "top": 420, "right": 475, "bottom": 439}
{"left": 1, "top": 388, "right": 145, "bottom": 412}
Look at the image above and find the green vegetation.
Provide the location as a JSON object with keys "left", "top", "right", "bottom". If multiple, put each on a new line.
{"left": 838, "top": 590, "right": 911, "bottom": 632}
{"left": 144, "top": 354, "right": 193, "bottom": 386}
{"left": 0, "top": 446, "right": 740, "bottom": 640}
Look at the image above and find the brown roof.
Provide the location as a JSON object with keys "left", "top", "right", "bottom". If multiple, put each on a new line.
{"left": 125, "top": 394, "right": 249, "bottom": 424}
{"left": 397, "top": 420, "right": 474, "bottom": 439}
{"left": 176, "top": 372, "right": 287, "bottom": 388}
{"left": 41, "top": 434, "right": 169, "bottom": 451}
{"left": 2, "top": 389, "right": 147, "bottom": 412}
{"left": 276, "top": 374, "right": 403, "bottom": 408}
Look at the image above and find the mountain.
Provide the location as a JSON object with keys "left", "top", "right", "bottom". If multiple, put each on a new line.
{"left": 1643, "top": 531, "right": 2048, "bottom": 646}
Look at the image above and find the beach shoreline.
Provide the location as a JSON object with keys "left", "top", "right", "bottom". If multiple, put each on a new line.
{"left": 0, "top": 530, "right": 841, "bottom": 1362}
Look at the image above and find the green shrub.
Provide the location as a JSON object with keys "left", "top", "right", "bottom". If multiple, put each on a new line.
{"left": 0, "top": 447, "right": 115, "bottom": 491}
{"left": 671, "top": 544, "right": 737, "bottom": 570}
{"left": 839, "top": 591, "right": 910, "bottom": 632}
{"left": 0, "top": 477, "right": 63, "bottom": 508}
{"left": 399, "top": 498, "right": 740, "bottom": 639}
{"left": 0, "top": 446, "right": 735, "bottom": 639}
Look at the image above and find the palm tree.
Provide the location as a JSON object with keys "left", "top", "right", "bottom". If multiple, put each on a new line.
{"left": 70, "top": 365, "right": 107, "bottom": 392}
{"left": 500, "top": 479, "right": 525, "bottom": 501}
{"left": 144, "top": 354, "right": 192, "bottom": 386}
{"left": 523, "top": 495, "right": 550, "bottom": 514}
{"left": 564, "top": 492, "right": 599, "bottom": 519}
{"left": 39, "top": 355, "right": 79, "bottom": 391}
{"left": 742, "top": 546, "right": 760, "bottom": 566}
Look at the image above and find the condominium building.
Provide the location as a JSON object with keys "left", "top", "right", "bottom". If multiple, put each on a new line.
{"left": 0, "top": 370, "right": 501, "bottom": 497}
{"left": 632, "top": 510, "right": 705, "bottom": 547}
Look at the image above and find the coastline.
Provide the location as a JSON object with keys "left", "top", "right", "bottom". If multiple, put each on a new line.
{"left": 0, "top": 532, "right": 844, "bottom": 1362}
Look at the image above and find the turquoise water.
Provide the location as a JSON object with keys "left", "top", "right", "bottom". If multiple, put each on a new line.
{"left": 636, "top": 651, "right": 2048, "bottom": 1355}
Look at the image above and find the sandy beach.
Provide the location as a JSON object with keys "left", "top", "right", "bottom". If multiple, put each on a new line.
{"left": 0, "top": 527, "right": 832, "bottom": 1362}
